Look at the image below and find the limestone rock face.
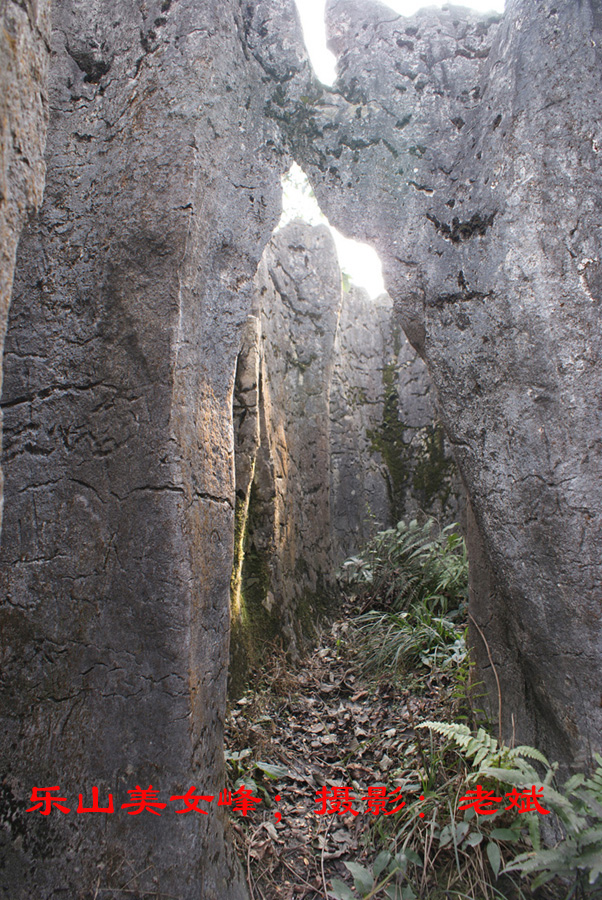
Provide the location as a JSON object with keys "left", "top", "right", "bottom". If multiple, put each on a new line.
{"left": 330, "top": 288, "right": 392, "bottom": 560}
{"left": 330, "top": 286, "right": 464, "bottom": 564}
{"left": 231, "top": 221, "right": 462, "bottom": 676}
{"left": 0, "top": 0, "right": 50, "bottom": 517}
{"left": 238, "top": 223, "right": 342, "bottom": 658}
{"left": 266, "top": 0, "right": 602, "bottom": 766}
{"left": 232, "top": 314, "right": 263, "bottom": 636}
{"left": 0, "top": 0, "right": 299, "bottom": 896}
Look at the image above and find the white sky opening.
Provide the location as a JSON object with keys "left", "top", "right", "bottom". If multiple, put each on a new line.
{"left": 282, "top": 1, "right": 506, "bottom": 294}
{"left": 278, "top": 163, "right": 386, "bottom": 298}
{"left": 293, "top": 0, "right": 506, "bottom": 85}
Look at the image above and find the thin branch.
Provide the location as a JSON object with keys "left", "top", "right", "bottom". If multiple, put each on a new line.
{"left": 320, "top": 814, "right": 333, "bottom": 899}
{"left": 469, "top": 613, "right": 503, "bottom": 744}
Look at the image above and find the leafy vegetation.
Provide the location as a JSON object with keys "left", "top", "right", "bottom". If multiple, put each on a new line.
{"left": 330, "top": 520, "right": 525, "bottom": 899}
{"left": 341, "top": 518, "right": 468, "bottom": 675}
{"left": 328, "top": 725, "right": 533, "bottom": 900}
{"left": 328, "top": 719, "right": 602, "bottom": 900}
{"left": 417, "top": 724, "right": 602, "bottom": 899}
{"left": 494, "top": 753, "right": 602, "bottom": 896}
{"left": 340, "top": 518, "right": 468, "bottom": 615}
{"left": 226, "top": 517, "right": 601, "bottom": 900}
{"left": 419, "top": 721, "right": 550, "bottom": 773}
{"left": 334, "top": 520, "right": 602, "bottom": 900}
{"left": 225, "top": 747, "right": 289, "bottom": 803}
{"left": 351, "top": 604, "right": 466, "bottom": 676}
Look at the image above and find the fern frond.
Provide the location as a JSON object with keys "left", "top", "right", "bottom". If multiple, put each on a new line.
{"left": 481, "top": 765, "right": 540, "bottom": 787}
{"left": 418, "top": 721, "right": 472, "bottom": 747}
{"left": 419, "top": 720, "right": 504, "bottom": 770}
{"left": 508, "top": 745, "right": 551, "bottom": 768}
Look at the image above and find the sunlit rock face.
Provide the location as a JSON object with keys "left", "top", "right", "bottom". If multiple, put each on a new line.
{"left": 231, "top": 220, "right": 463, "bottom": 682}
{"left": 231, "top": 223, "right": 342, "bottom": 675}
{"left": 257, "top": 0, "right": 602, "bottom": 767}
{"left": 0, "top": 0, "right": 50, "bottom": 520}
{"left": 257, "top": 224, "right": 341, "bottom": 639}
{"left": 0, "top": 0, "right": 294, "bottom": 896}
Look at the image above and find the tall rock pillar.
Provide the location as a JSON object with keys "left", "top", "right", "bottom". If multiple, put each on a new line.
{"left": 0, "top": 0, "right": 305, "bottom": 895}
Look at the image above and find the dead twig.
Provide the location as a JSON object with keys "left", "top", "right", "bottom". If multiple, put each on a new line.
{"left": 247, "top": 822, "right": 272, "bottom": 900}
{"left": 320, "top": 813, "right": 333, "bottom": 899}
{"left": 469, "top": 613, "right": 503, "bottom": 745}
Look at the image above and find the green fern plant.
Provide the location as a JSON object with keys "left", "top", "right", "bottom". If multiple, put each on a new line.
{"left": 501, "top": 753, "right": 602, "bottom": 896}
{"left": 340, "top": 518, "right": 468, "bottom": 616}
{"left": 421, "top": 722, "right": 602, "bottom": 897}
{"left": 343, "top": 520, "right": 468, "bottom": 676}
{"left": 418, "top": 721, "right": 551, "bottom": 774}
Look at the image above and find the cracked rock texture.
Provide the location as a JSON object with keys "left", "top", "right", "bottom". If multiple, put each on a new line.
{"left": 234, "top": 223, "right": 342, "bottom": 667}
{"left": 231, "top": 221, "right": 462, "bottom": 684}
{"left": 330, "top": 283, "right": 464, "bottom": 564}
{"left": 2, "top": 0, "right": 601, "bottom": 893}
{"left": 0, "top": 0, "right": 50, "bottom": 520}
{"left": 0, "top": 0, "right": 297, "bottom": 896}
{"left": 257, "top": 224, "right": 341, "bottom": 634}
{"left": 264, "top": 0, "right": 602, "bottom": 766}
{"left": 330, "top": 288, "right": 394, "bottom": 561}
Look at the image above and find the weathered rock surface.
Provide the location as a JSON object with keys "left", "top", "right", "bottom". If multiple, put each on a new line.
{"left": 2, "top": 2, "right": 601, "bottom": 896}
{"left": 331, "top": 284, "right": 464, "bottom": 564}
{"left": 232, "top": 314, "right": 263, "bottom": 643}
{"left": 234, "top": 223, "right": 342, "bottom": 666}
{"left": 330, "top": 288, "right": 392, "bottom": 560}
{"left": 0, "top": 1, "right": 298, "bottom": 896}
{"left": 257, "top": 224, "right": 342, "bottom": 642}
{"left": 231, "top": 221, "right": 462, "bottom": 682}
{"left": 264, "top": 0, "right": 602, "bottom": 766}
{"left": 0, "top": 0, "right": 50, "bottom": 519}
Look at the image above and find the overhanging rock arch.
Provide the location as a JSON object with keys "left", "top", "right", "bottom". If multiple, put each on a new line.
{"left": 251, "top": 0, "right": 602, "bottom": 768}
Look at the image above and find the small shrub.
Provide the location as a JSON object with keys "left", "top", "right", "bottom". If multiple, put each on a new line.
{"left": 341, "top": 518, "right": 468, "bottom": 674}
{"left": 340, "top": 518, "right": 468, "bottom": 616}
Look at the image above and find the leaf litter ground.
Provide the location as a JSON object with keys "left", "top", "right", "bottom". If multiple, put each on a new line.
{"left": 225, "top": 601, "right": 459, "bottom": 900}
